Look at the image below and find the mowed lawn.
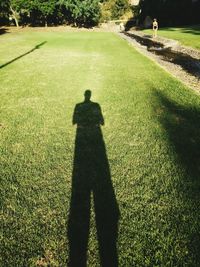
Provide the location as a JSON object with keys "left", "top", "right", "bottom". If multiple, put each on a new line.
{"left": 1, "top": 30, "right": 200, "bottom": 267}
{"left": 143, "top": 24, "right": 200, "bottom": 50}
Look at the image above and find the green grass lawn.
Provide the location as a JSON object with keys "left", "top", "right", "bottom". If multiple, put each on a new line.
{"left": 1, "top": 30, "right": 200, "bottom": 267}
{"left": 143, "top": 25, "right": 200, "bottom": 50}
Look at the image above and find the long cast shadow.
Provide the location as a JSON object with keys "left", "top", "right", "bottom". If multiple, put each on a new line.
{"left": 154, "top": 90, "right": 200, "bottom": 181}
{"left": 154, "top": 90, "right": 200, "bottom": 264}
{"left": 68, "top": 90, "right": 120, "bottom": 267}
{"left": 0, "top": 41, "right": 47, "bottom": 69}
{"left": 0, "top": 27, "right": 9, "bottom": 35}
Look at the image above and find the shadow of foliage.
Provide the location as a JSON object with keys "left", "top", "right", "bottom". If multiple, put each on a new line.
{"left": 161, "top": 25, "right": 200, "bottom": 35}
{"left": 153, "top": 90, "right": 200, "bottom": 265}
{"left": 0, "top": 27, "right": 9, "bottom": 35}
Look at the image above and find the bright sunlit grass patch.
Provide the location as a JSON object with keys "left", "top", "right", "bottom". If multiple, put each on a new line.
{"left": 1, "top": 30, "right": 200, "bottom": 266}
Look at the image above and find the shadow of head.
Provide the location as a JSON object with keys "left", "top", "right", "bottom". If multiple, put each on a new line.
{"left": 84, "top": 89, "right": 92, "bottom": 102}
{"left": 73, "top": 90, "right": 105, "bottom": 127}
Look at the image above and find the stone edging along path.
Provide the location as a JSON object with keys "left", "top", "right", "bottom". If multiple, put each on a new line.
{"left": 118, "top": 31, "right": 200, "bottom": 94}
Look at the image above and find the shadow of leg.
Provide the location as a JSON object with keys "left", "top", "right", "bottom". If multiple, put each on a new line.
{"left": 68, "top": 173, "right": 91, "bottom": 267}
{"left": 93, "top": 187, "right": 119, "bottom": 267}
{"left": 93, "top": 139, "right": 119, "bottom": 267}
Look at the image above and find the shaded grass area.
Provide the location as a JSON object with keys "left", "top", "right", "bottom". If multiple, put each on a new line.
{"left": 143, "top": 25, "right": 200, "bottom": 50}
{"left": 1, "top": 31, "right": 200, "bottom": 266}
{"left": 0, "top": 27, "right": 9, "bottom": 35}
{"left": 0, "top": 41, "right": 47, "bottom": 69}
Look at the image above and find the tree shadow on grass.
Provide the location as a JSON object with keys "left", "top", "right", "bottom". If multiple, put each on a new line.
{"left": 159, "top": 25, "right": 200, "bottom": 35}
{"left": 175, "top": 25, "right": 200, "bottom": 36}
{"left": 180, "top": 29, "right": 200, "bottom": 36}
{"left": 148, "top": 47, "right": 200, "bottom": 79}
{"left": 154, "top": 90, "right": 200, "bottom": 264}
{"left": 0, "top": 27, "right": 9, "bottom": 35}
{"left": 160, "top": 50, "right": 200, "bottom": 79}
{"left": 0, "top": 41, "right": 47, "bottom": 69}
{"left": 67, "top": 90, "right": 120, "bottom": 267}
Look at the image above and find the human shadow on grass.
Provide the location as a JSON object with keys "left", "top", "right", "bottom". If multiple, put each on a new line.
{"left": 68, "top": 90, "right": 120, "bottom": 267}
{"left": 154, "top": 90, "right": 200, "bottom": 264}
{"left": 0, "top": 41, "right": 47, "bottom": 69}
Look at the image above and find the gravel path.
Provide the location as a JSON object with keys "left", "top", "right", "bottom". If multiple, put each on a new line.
{"left": 118, "top": 32, "right": 200, "bottom": 94}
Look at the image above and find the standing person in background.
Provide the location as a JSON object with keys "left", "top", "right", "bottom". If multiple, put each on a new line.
{"left": 153, "top": 18, "right": 158, "bottom": 38}
{"left": 119, "top": 22, "right": 124, "bottom": 32}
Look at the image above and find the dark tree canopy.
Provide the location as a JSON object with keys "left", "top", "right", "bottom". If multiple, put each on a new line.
{"left": 1, "top": 0, "right": 200, "bottom": 27}
{"left": 138, "top": 0, "right": 200, "bottom": 27}
{"left": 0, "top": 0, "right": 101, "bottom": 27}
{"left": 111, "top": 0, "right": 130, "bottom": 19}
{"left": 61, "top": 0, "right": 101, "bottom": 26}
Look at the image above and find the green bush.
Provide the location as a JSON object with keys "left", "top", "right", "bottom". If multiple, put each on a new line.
{"left": 111, "top": 0, "right": 130, "bottom": 19}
